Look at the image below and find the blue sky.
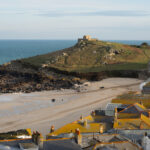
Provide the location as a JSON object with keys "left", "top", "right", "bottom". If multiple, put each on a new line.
{"left": 0, "top": 0, "right": 150, "bottom": 40}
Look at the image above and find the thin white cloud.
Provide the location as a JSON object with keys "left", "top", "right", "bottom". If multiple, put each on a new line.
{"left": 0, "top": 9, "right": 149, "bottom": 18}
{"left": 37, "top": 10, "right": 150, "bottom": 17}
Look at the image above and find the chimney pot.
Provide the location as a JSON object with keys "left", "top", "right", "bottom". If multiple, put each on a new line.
{"left": 148, "top": 112, "right": 150, "bottom": 118}
{"left": 75, "top": 128, "right": 82, "bottom": 145}
{"left": 50, "top": 125, "right": 55, "bottom": 133}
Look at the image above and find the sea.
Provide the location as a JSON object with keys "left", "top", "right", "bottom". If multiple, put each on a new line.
{"left": 0, "top": 40, "right": 150, "bottom": 65}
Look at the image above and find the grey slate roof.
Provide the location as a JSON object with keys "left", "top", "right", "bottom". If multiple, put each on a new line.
{"left": 19, "top": 143, "right": 38, "bottom": 150}
{"left": 120, "top": 103, "right": 144, "bottom": 114}
{"left": 0, "top": 139, "right": 32, "bottom": 149}
{"left": 0, "top": 139, "right": 82, "bottom": 150}
{"left": 108, "top": 136, "right": 126, "bottom": 143}
{"left": 120, "top": 106, "right": 139, "bottom": 114}
{"left": 98, "top": 146, "right": 118, "bottom": 150}
{"left": 43, "top": 139, "right": 82, "bottom": 150}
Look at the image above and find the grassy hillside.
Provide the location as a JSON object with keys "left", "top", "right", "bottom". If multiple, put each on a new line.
{"left": 20, "top": 40, "right": 150, "bottom": 73}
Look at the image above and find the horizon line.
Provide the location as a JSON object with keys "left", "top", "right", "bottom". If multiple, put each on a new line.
{"left": 0, "top": 39, "right": 149, "bottom": 41}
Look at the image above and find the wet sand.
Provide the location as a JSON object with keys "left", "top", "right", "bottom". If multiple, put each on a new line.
{"left": 0, "top": 78, "right": 143, "bottom": 136}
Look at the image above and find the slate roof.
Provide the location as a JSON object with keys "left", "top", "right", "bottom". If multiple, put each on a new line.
{"left": 94, "top": 142, "right": 141, "bottom": 150}
{"left": 81, "top": 133, "right": 141, "bottom": 150}
{"left": 80, "top": 133, "right": 128, "bottom": 149}
{"left": 108, "top": 136, "right": 126, "bottom": 143}
{"left": 0, "top": 138, "right": 82, "bottom": 150}
{"left": 119, "top": 103, "right": 146, "bottom": 114}
{"left": 97, "top": 146, "right": 118, "bottom": 150}
{"left": 0, "top": 139, "right": 32, "bottom": 149}
{"left": 43, "top": 139, "right": 82, "bottom": 150}
{"left": 19, "top": 143, "right": 38, "bottom": 149}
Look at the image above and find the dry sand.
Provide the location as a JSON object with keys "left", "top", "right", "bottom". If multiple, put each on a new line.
{"left": 0, "top": 78, "right": 143, "bottom": 136}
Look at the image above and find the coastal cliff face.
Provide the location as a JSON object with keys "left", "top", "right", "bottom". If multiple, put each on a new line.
{"left": 0, "top": 39, "right": 150, "bottom": 93}
{"left": 0, "top": 67, "right": 77, "bottom": 93}
{"left": 0, "top": 61, "right": 78, "bottom": 93}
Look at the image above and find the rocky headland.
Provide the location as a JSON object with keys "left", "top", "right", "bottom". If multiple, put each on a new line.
{"left": 0, "top": 36, "right": 150, "bottom": 93}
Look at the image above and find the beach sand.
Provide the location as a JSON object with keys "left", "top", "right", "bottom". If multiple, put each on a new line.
{"left": 0, "top": 78, "right": 143, "bottom": 136}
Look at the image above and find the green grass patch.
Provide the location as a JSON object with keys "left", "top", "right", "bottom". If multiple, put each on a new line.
{"left": 70, "top": 63, "right": 147, "bottom": 73}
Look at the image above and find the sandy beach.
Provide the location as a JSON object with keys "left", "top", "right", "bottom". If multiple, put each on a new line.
{"left": 0, "top": 78, "right": 143, "bottom": 136}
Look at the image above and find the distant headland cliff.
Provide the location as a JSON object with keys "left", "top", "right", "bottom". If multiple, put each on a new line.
{"left": 0, "top": 35, "right": 150, "bottom": 93}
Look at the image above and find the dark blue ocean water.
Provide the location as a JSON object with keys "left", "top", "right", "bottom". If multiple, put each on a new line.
{"left": 0, "top": 40, "right": 77, "bottom": 65}
{"left": 0, "top": 40, "right": 150, "bottom": 65}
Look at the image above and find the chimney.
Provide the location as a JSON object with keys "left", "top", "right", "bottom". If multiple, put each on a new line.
{"left": 37, "top": 133, "right": 44, "bottom": 150}
{"left": 115, "top": 108, "right": 118, "bottom": 120}
{"left": 84, "top": 119, "right": 87, "bottom": 127}
{"left": 140, "top": 121, "right": 143, "bottom": 130}
{"left": 32, "top": 131, "right": 36, "bottom": 143}
{"left": 99, "top": 125, "right": 104, "bottom": 134}
{"left": 148, "top": 112, "right": 150, "bottom": 118}
{"left": 142, "top": 132, "right": 149, "bottom": 150}
{"left": 139, "top": 101, "right": 143, "bottom": 106}
{"left": 80, "top": 115, "right": 83, "bottom": 121}
{"left": 50, "top": 125, "right": 55, "bottom": 133}
{"left": 75, "top": 128, "right": 82, "bottom": 145}
{"left": 91, "top": 111, "right": 96, "bottom": 116}
{"left": 35, "top": 131, "right": 40, "bottom": 145}
{"left": 145, "top": 132, "right": 148, "bottom": 137}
